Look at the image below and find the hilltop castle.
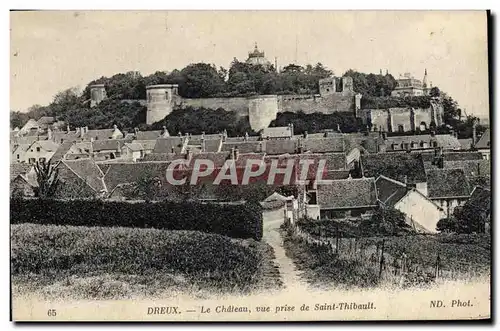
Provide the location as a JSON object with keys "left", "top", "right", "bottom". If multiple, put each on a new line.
{"left": 88, "top": 46, "right": 442, "bottom": 133}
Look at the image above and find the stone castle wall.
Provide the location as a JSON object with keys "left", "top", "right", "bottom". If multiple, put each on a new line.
{"left": 181, "top": 97, "right": 249, "bottom": 117}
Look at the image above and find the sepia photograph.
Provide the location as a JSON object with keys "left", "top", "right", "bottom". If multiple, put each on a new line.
{"left": 9, "top": 10, "right": 491, "bottom": 322}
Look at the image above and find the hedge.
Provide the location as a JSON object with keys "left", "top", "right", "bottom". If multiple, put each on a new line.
{"left": 10, "top": 198, "right": 263, "bottom": 240}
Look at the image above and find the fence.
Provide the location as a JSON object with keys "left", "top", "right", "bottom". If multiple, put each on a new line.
{"left": 285, "top": 218, "right": 483, "bottom": 286}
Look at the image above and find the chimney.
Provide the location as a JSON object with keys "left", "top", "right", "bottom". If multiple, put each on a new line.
{"left": 244, "top": 132, "right": 249, "bottom": 141}
{"left": 186, "top": 147, "right": 192, "bottom": 160}
{"left": 382, "top": 131, "right": 387, "bottom": 140}
{"left": 202, "top": 131, "right": 205, "bottom": 140}
{"left": 201, "top": 138, "right": 206, "bottom": 152}
{"left": 47, "top": 128, "right": 53, "bottom": 141}
{"left": 178, "top": 132, "right": 182, "bottom": 137}
{"left": 230, "top": 147, "right": 236, "bottom": 160}
{"left": 234, "top": 146, "right": 239, "bottom": 160}
{"left": 450, "top": 128, "right": 454, "bottom": 137}
{"left": 303, "top": 131, "right": 308, "bottom": 139}
{"left": 223, "top": 129, "right": 228, "bottom": 139}
{"left": 67, "top": 124, "right": 70, "bottom": 134}
{"left": 84, "top": 126, "right": 89, "bottom": 134}
{"left": 134, "top": 127, "right": 139, "bottom": 135}
{"left": 171, "top": 146, "right": 175, "bottom": 153}
{"left": 289, "top": 123, "right": 294, "bottom": 137}
{"left": 472, "top": 122, "right": 477, "bottom": 146}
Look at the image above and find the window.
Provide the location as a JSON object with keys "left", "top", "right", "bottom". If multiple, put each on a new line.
{"left": 29, "top": 158, "right": 36, "bottom": 164}
{"left": 39, "top": 157, "right": 46, "bottom": 163}
{"left": 398, "top": 125, "right": 404, "bottom": 133}
{"left": 36, "top": 147, "right": 41, "bottom": 152}
{"left": 16, "top": 154, "right": 19, "bottom": 160}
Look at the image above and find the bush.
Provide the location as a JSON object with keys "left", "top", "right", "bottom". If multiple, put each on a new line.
{"left": 10, "top": 198, "right": 263, "bottom": 240}
{"left": 11, "top": 224, "right": 267, "bottom": 293}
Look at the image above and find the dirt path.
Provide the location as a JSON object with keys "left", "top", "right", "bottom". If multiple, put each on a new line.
{"left": 262, "top": 210, "right": 309, "bottom": 291}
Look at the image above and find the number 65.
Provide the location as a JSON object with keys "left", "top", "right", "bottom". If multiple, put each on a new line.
{"left": 47, "top": 309, "right": 57, "bottom": 317}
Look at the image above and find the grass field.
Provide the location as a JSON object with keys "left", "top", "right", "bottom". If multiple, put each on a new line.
{"left": 11, "top": 223, "right": 282, "bottom": 300}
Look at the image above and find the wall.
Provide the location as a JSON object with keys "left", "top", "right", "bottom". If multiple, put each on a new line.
{"left": 181, "top": 97, "right": 249, "bottom": 117}
{"left": 394, "top": 190, "right": 444, "bottom": 233}
{"left": 90, "top": 85, "right": 106, "bottom": 108}
{"left": 279, "top": 93, "right": 356, "bottom": 114}
{"left": 361, "top": 106, "right": 438, "bottom": 133}
{"left": 433, "top": 198, "right": 468, "bottom": 218}
{"left": 306, "top": 205, "right": 321, "bottom": 220}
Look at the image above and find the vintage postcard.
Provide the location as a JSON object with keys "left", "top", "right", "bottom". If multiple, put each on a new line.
{"left": 10, "top": 10, "right": 491, "bottom": 322}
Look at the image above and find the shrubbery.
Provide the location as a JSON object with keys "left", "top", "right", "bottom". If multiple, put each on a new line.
{"left": 10, "top": 198, "right": 263, "bottom": 240}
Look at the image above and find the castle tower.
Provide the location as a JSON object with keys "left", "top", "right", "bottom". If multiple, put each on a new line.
{"left": 90, "top": 84, "right": 107, "bottom": 107}
{"left": 146, "top": 84, "right": 179, "bottom": 125}
{"left": 319, "top": 77, "right": 336, "bottom": 96}
{"left": 248, "top": 95, "right": 279, "bottom": 132}
{"left": 422, "top": 68, "right": 429, "bottom": 95}
{"left": 342, "top": 76, "right": 354, "bottom": 95}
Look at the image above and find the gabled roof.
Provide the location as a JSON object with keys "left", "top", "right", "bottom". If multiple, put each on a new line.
{"left": 132, "top": 140, "right": 157, "bottom": 151}
{"left": 37, "top": 116, "right": 55, "bottom": 125}
{"left": 135, "top": 130, "right": 169, "bottom": 140}
{"left": 152, "top": 137, "right": 185, "bottom": 153}
{"left": 92, "top": 139, "right": 128, "bottom": 152}
{"left": 317, "top": 178, "right": 378, "bottom": 209}
{"left": 190, "top": 152, "right": 231, "bottom": 168}
{"left": 12, "top": 143, "right": 31, "bottom": 153}
{"left": 464, "top": 186, "right": 491, "bottom": 214}
{"left": 10, "top": 163, "right": 33, "bottom": 181}
{"left": 475, "top": 128, "right": 490, "bottom": 149}
{"left": 375, "top": 175, "right": 409, "bottom": 207}
{"left": 263, "top": 139, "right": 297, "bottom": 155}
{"left": 83, "top": 128, "right": 123, "bottom": 140}
{"left": 59, "top": 159, "right": 106, "bottom": 193}
{"left": 123, "top": 142, "right": 144, "bottom": 152}
{"left": 103, "top": 162, "right": 172, "bottom": 192}
{"left": 35, "top": 140, "right": 60, "bottom": 152}
{"left": 426, "top": 168, "right": 472, "bottom": 199}
{"left": 361, "top": 153, "right": 427, "bottom": 183}
{"left": 50, "top": 141, "right": 74, "bottom": 163}
{"left": 301, "top": 137, "right": 344, "bottom": 153}
{"left": 458, "top": 138, "right": 472, "bottom": 150}
{"left": 142, "top": 153, "right": 186, "bottom": 162}
{"left": 261, "top": 126, "right": 293, "bottom": 139}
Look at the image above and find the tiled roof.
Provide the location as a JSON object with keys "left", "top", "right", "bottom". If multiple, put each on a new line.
{"left": 83, "top": 128, "right": 123, "bottom": 140}
{"left": 221, "top": 141, "right": 262, "bottom": 154}
{"left": 361, "top": 153, "right": 427, "bottom": 183}
{"left": 426, "top": 168, "right": 472, "bottom": 198}
{"left": 458, "top": 138, "right": 473, "bottom": 150}
{"left": 37, "top": 140, "right": 60, "bottom": 152}
{"left": 37, "top": 116, "right": 55, "bottom": 125}
{"left": 263, "top": 139, "right": 297, "bottom": 155}
{"left": 142, "top": 153, "right": 186, "bottom": 162}
{"left": 152, "top": 137, "right": 185, "bottom": 153}
{"left": 475, "top": 128, "right": 490, "bottom": 149}
{"left": 135, "top": 130, "right": 161, "bottom": 140}
{"left": 203, "top": 139, "right": 222, "bottom": 152}
{"left": 375, "top": 175, "right": 408, "bottom": 207}
{"left": 103, "top": 162, "right": 172, "bottom": 192}
{"left": 301, "top": 137, "right": 344, "bottom": 153}
{"left": 53, "top": 131, "right": 80, "bottom": 143}
{"left": 123, "top": 142, "right": 144, "bottom": 152}
{"left": 60, "top": 159, "right": 106, "bottom": 193}
{"left": 92, "top": 139, "right": 128, "bottom": 152}
{"left": 384, "top": 134, "right": 461, "bottom": 150}
{"left": 50, "top": 141, "right": 74, "bottom": 163}
{"left": 190, "top": 152, "right": 231, "bottom": 168}
{"left": 133, "top": 140, "right": 157, "bottom": 151}
{"left": 225, "top": 136, "right": 260, "bottom": 142}
{"left": 317, "top": 178, "right": 378, "bottom": 209}
{"left": 10, "top": 163, "right": 32, "bottom": 182}
{"left": 261, "top": 126, "right": 293, "bottom": 139}
{"left": 11, "top": 136, "right": 41, "bottom": 146}
{"left": 464, "top": 186, "right": 491, "bottom": 214}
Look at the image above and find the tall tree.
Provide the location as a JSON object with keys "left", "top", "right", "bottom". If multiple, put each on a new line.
{"left": 33, "top": 160, "right": 59, "bottom": 199}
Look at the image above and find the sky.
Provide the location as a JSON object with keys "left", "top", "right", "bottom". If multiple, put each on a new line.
{"left": 10, "top": 10, "right": 490, "bottom": 118}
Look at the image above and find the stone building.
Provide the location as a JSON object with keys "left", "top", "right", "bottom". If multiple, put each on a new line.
{"left": 245, "top": 43, "right": 272, "bottom": 68}
{"left": 391, "top": 70, "right": 430, "bottom": 97}
{"left": 90, "top": 84, "right": 107, "bottom": 107}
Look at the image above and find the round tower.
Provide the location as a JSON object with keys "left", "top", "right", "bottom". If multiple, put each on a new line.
{"left": 90, "top": 84, "right": 107, "bottom": 107}
{"left": 146, "top": 84, "right": 179, "bottom": 125}
{"left": 247, "top": 95, "right": 279, "bottom": 132}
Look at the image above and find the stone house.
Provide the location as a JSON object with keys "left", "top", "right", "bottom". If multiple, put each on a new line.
{"left": 309, "top": 177, "right": 378, "bottom": 220}
{"left": 426, "top": 168, "right": 472, "bottom": 218}
{"left": 23, "top": 140, "right": 60, "bottom": 164}
{"left": 375, "top": 175, "right": 444, "bottom": 233}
